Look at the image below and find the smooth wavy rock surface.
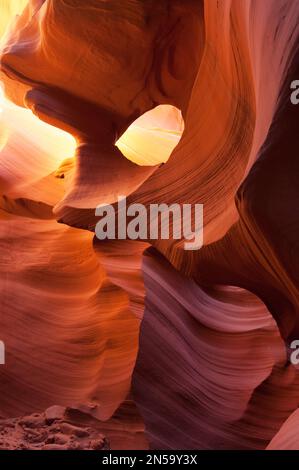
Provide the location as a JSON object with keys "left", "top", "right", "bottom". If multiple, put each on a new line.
{"left": 267, "top": 409, "right": 299, "bottom": 450}
{"left": 0, "top": 0, "right": 299, "bottom": 451}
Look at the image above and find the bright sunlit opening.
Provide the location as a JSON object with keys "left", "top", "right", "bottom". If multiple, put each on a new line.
{"left": 0, "top": 80, "right": 76, "bottom": 181}
{"left": 116, "top": 105, "right": 184, "bottom": 166}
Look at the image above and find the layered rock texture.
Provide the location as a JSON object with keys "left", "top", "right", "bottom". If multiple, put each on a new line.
{"left": 0, "top": 0, "right": 299, "bottom": 450}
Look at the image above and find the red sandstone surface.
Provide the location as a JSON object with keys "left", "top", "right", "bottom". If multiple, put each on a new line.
{"left": 0, "top": 0, "right": 299, "bottom": 450}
